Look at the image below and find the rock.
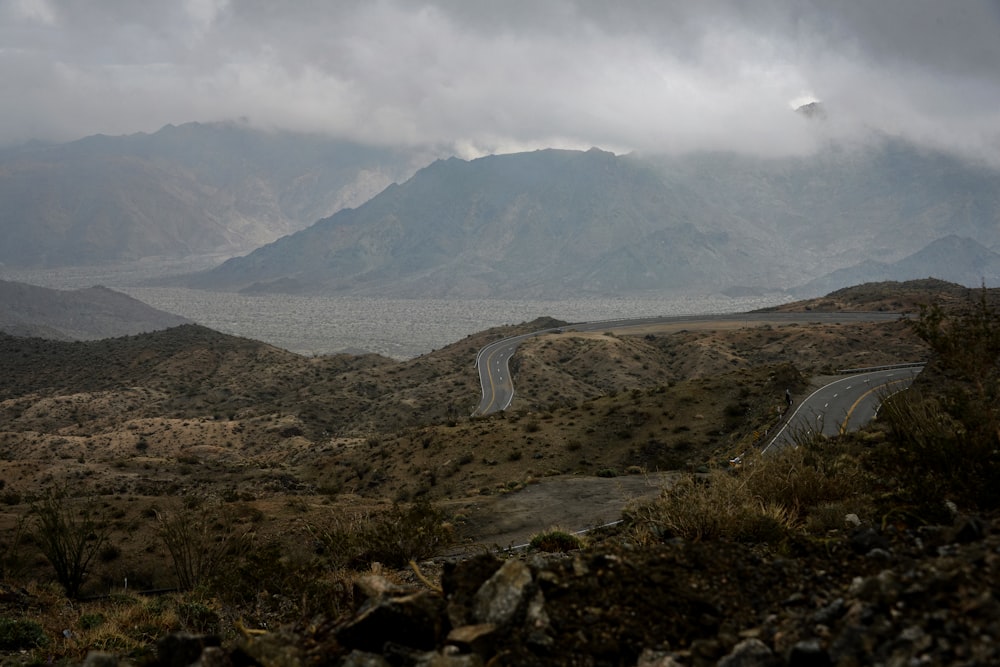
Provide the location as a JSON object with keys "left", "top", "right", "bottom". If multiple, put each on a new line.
{"left": 339, "top": 650, "right": 393, "bottom": 666}
{"left": 717, "top": 638, "right": 776, "bottom": 667}
{"left": 414, "top": 652, "right": 484, "bottom": 666}
{"left": 81, "top": 652, "right": 119, "bottom": 667}
{"left": 844, "top": 513, "right": 861, "bottom": 528}
{"left": 195, "top": 646, "right": 229, "bottom": 667}
{"left": 849, "top": 526, "right": 889, "bottom": 555}
{"left": 472, "top": 559, "right": 534, "bottom": 627}
{"left": 354, "top": 574, "right": 417, "bottom": 601}
{"left": 445, "top": 624, "right": 497, "bottom": 657}
{"left": 949, "top": 514, "right": 988, "bottom": 544}
{"left": 442, "top": 554, "right": 503, "bottom": 628}
{"left": 811, "top": 598, "right": 844, "bottom": 626}
{"left": 786, "top": 639, "right": 831, "bottom": 666}
{"left": 635, "top": 648, "right": 685, "bottom": 666}
{"left": 155, "top": 632, "right": 221, "bottom": 667}
{"left": 235, "top": 629, "right": 305, "bottom": 667}
{"left": 337, "top": 590, "right": 447, "bottom": 653}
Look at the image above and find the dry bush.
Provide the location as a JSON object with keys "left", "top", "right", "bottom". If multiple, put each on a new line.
{"left": 627, "top": 446, "right": 871, "bottom": 543}
{"left": 309, "top": 498, "right": 453, "bottom": 569}
{"left": 874, "top": 387, "right": 1000, "bottom": 513}
{"left": 30, "top": 490, "right": 112, "bottom": 598}
{"left": 157, "top": 503, "right": 253, "bottom": 591}
{"left": 894, "top": 290, "right": 1000, "bottom": 509}
{"left": 204, "top": 535, "right": 357, "bottom": 629}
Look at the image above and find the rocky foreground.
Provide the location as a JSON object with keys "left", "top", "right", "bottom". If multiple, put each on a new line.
{"left": 117, "top": 511, "right": 999, "bottom": 667}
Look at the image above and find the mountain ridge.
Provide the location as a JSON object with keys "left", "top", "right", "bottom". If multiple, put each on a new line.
{"left": 178, "top": 138, "right": 1000, "bottom": 298}
{"left": 0, "top": 122, "right": 418, "bottom": 267}
{"left": 0, "top": 279, "right": 191, "bottom": 340}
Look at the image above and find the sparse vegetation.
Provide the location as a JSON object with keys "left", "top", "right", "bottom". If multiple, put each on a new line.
{"left": 2, "top": 280, "right": 995, "bottom": 663}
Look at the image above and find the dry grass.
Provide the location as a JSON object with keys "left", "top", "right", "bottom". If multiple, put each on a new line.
{"left": 627, "top": 445, "right": 874, "bottom": 544}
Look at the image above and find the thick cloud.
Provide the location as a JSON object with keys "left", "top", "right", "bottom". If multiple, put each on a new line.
{"left": 2, "top": 0, "right": 999, "bottom": 163}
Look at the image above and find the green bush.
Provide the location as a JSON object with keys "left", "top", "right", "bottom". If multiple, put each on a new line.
{"left": 176, "top": 600, "right": 220, "bottom": 635}
{"left": 529, "top": 529, "right": 582, "bottom": 553}
{"left": 0, "top": 617, "right": 48, "bottom": 650}
{"left": 78, "top": 613, "right": 105, "bottom": 630}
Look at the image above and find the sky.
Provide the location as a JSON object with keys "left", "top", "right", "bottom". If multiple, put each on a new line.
{"left": 3, "top": 0, "right": 1000, "bottom": 163}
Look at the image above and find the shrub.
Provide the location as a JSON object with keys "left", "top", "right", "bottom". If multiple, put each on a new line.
{"left": 627, "top": 446, "right": 869, "bottom": 543}
{"left": 78, "top": 613, "right": 105, "bottom": 630}
{"left": 876, "top": 291, "right": 1000, "bottom": 510}
{"left": 176, "top": 600, "right": 220, "bottom": 635}
{"left": 310, "top": 498, "right": 452, "bottom": 569}
{"left": 0, "top": 617, "right": 48, "bottom": 650}
{"left": 206, "top": 537, "right": 356, "bottom": 627}
{"left": 529, "top": 529, "right": 582, "bottom": 552}
{"left": 0, "top": 515, "right": 28, "bottom": 581}
{"left": 157, "top": 504, "right": 252, "bottom": 590}
{"left": 31, "top": 490, "right": 111, "bottom": 598}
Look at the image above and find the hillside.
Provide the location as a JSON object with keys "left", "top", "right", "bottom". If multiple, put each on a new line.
{"left": 179, "top": 138, "right": 1000, "bottom": 298}
{"left": 0, "top": 281, "right": 932, "bottom": 525}
{"left": 0, "top": 280, "right": 191, "bottom": 340}
{"left": 0, "top": 122, "right": 416, "bottom": 267}
{"left": 3, "top": 279, "right": 1000, "bottom": 665}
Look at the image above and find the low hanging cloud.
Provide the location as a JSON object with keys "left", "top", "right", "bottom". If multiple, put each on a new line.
{"left": 2, "top": 0, "right": 999, "bottom": 163}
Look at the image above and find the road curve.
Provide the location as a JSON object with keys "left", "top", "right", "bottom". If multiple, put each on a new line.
{"left": 763, "top": 365, "right": 924, "bottom": 453}
{"left": 473, "top": 311, "right": 906, "bottom": 416}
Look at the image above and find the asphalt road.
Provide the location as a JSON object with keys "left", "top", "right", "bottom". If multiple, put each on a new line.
{"left": 473, "top": 311, "right": 906, "bottom": 416}
{"left": 763, "top": 365, "right": 924, "bottom": 453}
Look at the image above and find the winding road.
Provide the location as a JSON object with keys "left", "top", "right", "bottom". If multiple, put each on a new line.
{"left": 763, "top": 364, "right": 924, "bottom": 453}
{"left": 474, "top": 311, "right": 907, "bottom": 416}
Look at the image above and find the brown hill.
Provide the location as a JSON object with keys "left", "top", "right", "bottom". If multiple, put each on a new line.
{"left": 0, "top": 280, "right": 191, "bottom": 340}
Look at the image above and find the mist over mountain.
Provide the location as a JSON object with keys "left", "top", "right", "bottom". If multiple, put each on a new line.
{"left": 0, "top": 280, "right": 190, "bottom": 340}
{"left": 179, "top": 137, "right": 1000, "bottom": 298}
{"left": 795, "top": 236, "right": 1000, "bottom": 297}
{"left": 0, "top": 122, "right": 417, "bottom": 268}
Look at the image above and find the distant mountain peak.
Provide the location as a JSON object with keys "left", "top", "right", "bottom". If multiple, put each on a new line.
{"left": 795, "top": 101, "right": 827, "bottom": 119}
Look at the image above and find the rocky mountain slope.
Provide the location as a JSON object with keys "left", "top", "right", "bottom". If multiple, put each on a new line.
{"left": 182, "top": 138, "right": 1000, "bottom": 298}
{"left": 0, "top": 122, "right": 416, "bottom": 267}
{"left": 0, "top": 279, "right": 190, "bottom": 339}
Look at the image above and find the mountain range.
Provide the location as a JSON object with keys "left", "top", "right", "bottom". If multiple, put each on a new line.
{"left": 0, "top": 280, "right": 190, "bottom": 340}
{"left": 179, "top": 139, "right": 1000, "bottom": 298}
{"left": 794, "top": 235, "right": 1000, "bottom": 296}
{"left": 0, "top": 122, "right": 417, "bottom": 267}
{"left": 2, "top": 123, "right": 999, "bottom": 298}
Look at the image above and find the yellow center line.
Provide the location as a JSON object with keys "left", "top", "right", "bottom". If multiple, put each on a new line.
{"left": 839, "top": 378, "right": 909, "bottom": 435}
{"left": 483, "top": 349, "right": 498, "bottom": 411}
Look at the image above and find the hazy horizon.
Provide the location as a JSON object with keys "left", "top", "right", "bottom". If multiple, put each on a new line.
{"left": 3, "top": 1, "right": 1000, "bottom": 166}
{"left": 0, "top": 262, "right": 790, "bottom": 359}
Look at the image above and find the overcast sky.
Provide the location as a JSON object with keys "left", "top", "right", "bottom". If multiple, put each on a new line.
{"left": 3, "top": 0, "right": 1000, "bottom": 162}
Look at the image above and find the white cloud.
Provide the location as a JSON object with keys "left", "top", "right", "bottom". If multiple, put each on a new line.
{"left": 0, "top": 0, "right": 998, "bottom": 164}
